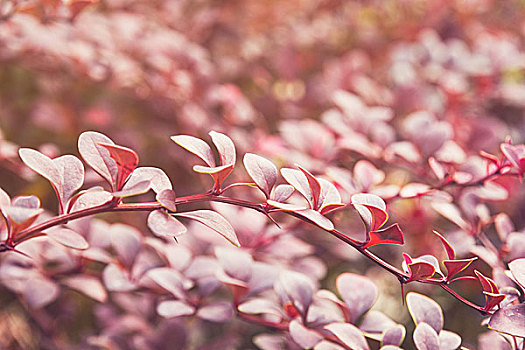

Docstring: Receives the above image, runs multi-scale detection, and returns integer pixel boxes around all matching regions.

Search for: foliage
[1,0,525,349]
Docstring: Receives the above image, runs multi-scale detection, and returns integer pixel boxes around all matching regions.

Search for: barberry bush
[1,0,525,349]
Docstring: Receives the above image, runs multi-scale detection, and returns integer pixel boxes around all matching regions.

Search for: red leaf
[474,270,498,293]
[193,164,234,188]
[97,143,139,190]
[433,230,455,260]
[483,292,506,311]
[171,134,215,167]
[365,223,404,248]
[443,258,477,281]
[297,165,322,210]
[175,210,239,247]
[408,262,436,281]
[243,153,278,198]
[351,194,388,232]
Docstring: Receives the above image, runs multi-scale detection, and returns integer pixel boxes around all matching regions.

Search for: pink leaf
[53,155,85,209]
[170,134,215,167]
[2,206,43,225]
[111,180,150,197]
[124,167,172,194]
[281,168,313,207]
[318,178,343,214]
[209,131,236,166]
[413,322,440,350]
[243,153,278,198]
[196,301,234,322]
[353,160,385,190]
[271,184,295,202]
[102,263,136,292]
[337,273,378,322]
[489,303,525,338]
[156,189,177,211]
[365,223,404,248]
[147,267,186,299]
[508,259,525,292]
[157,300,195,318]
[46,227,89,250]
[110,224,142,268]
[63,275,107,302]
[175,210,239,247]
[297,165,322,210]
[24,278,59,309]
[147,210,186,237]
[97,143,139,190]
[406,292,444,333]
[279,270,315,316]
[433,230,455,260]
[12,195,40,209]
[78,131,118,189]
[399,183,431,198]
[289,319,323,349]
[324,322,370,350]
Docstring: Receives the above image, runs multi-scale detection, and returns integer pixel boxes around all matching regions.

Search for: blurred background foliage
[1,0,525,348]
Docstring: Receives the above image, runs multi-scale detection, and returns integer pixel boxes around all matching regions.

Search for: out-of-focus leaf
[46,227,89,250]
[156,189,177,211]
[381,325,406,347]
[209,131,236,166]
[215,246,252,282]
[2,206,43,225]
[12,196,40,209]
[324,322,370,350]
[413,322,440,350]
[336,273,377,322]
[147,210,186,237]
[196,301,234,322]
[24,278,59,309]
[431,202,471,231]
[78,131,118,189]
[438,330,462,350]
[501,143,525,172]
[279,270,315,316]
[147,267,186,299]
[365,223,404,248]
[243,153,278,198]
[124,167,172,194]
[110,224,142,268]
[171,135,215,167]
[96,143,138,190]
[488,303,525,337]
[314,340,346,350]
[289,319,323,349]
[508,258,525,292]
[494,213,514,241]
[428,157,446,180]
[406,292,444,333]
[102,263,136,292]
[399,183,431,198]
[444,258,477,281]
[0,188,10,208]
[175,210,239,247]
[237,298,281,316]
[157,300,195,318]
[63,275,107,302]
[353,160,385,190]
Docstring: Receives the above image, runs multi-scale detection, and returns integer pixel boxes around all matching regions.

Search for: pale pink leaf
[171,135,215,167]
[78,131,118,188]
[337,273,377,322]
[147,210,186,237]
[12,195,40,209]
[289,319,323,349]
[406,292,444,333]
[110,224,142,267]
[196,301,234,322]
[123,166,172,194]
[175,210,239,247]
[243,153,278,198]
[111,180,151,197]
[272,184,295,202]
[24,278,59,309]
[63,275,107,302]
[147,267,186,299]
[209,131,236,166]
[281,168,314,207]
[413,322,440,350]
[102,263,136,292]
[53,155,84,207]
[324,322,370,350]
[46,227,89,250]
[156,189,177,211]
[157,300,195,318]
